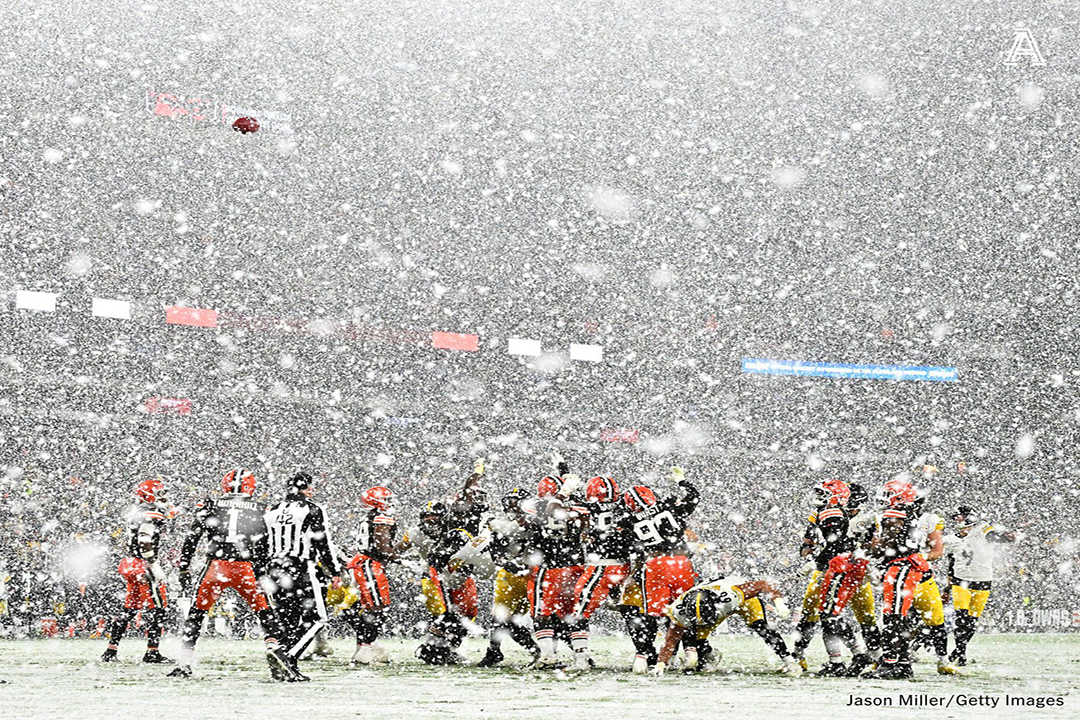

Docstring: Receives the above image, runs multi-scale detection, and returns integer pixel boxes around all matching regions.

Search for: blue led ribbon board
[742,358,958,382]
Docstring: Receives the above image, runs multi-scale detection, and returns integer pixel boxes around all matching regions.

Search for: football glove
[474,457,486,476]
[650,661,667,676]
[558,474,581,498]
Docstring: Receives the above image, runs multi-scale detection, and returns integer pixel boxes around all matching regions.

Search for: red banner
[165,306,218,328]
[144,397,193,416]
[432,331,479,352]
[600,428,639,443]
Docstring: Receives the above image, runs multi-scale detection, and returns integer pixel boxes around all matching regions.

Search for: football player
[477,488,540,667]
[527,468,588,669]
[944,506,1016,666]
[169,469,299,680]
[812,479,875,676]
[907,491,958,675]
[345,485,409,664]
[649,576,801,677]
[415,501,481,665]
[100,477,173,664]
[264,472,343,677]
[569,475,633,670]
[864,477,929,679]
[624,467,699,674]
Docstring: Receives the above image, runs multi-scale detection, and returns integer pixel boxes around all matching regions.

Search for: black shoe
[283,652,310,682]
[142,650,174,664]
[100,649,119,663]
[817,662,847,677]
[167,665,192,678]
[948,651,967,667]
[477,647,504,668]
[266,649,292,682]
[864,662,913,680]
[845,654,872,677]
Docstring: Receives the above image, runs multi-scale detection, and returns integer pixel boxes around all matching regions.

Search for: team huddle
[99,459,1015,681]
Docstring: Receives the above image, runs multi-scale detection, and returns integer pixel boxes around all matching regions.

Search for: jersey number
[633,511,680,547]
[225,508,242,543]
[357,521,371,551]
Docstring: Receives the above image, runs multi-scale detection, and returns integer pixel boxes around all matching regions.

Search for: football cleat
[631,655,650,675]
[780,658,803,677]
[142,650,173,664]
[267,648,292,682]
[476,646,504,668]
[797,657,808,671]
[573,652,592,671]
[937,661,960,675]
[817,661,847,677]
[167,665,192,678]
[864,662,914,680]
[100,649,119,663]
[845,654,873,677]
[535,654,566,670]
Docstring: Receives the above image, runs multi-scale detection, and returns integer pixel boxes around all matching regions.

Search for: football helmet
[537,475,564,498]
[848,482,868,510]
[501,488,531,514]
[586,476,620,504]
[810,478,850,509]
[135,477,166,504]
[952,506,980,527]
[222,468,256,496]
[674,589,721,629]
[624,485,657,513]
[879,477,917,508]
[362,486,394,511]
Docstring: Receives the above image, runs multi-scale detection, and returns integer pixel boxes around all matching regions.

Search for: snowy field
[2,635,1077,719]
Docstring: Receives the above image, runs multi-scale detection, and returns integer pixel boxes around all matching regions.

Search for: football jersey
[527,496,586,567]
[124,503,167,561]
[179,494,268,569]
[666,577,746,630]
[877,504,920,562]
[357,507,397,562]
[911,512,945,555]
[812,506,854,570]
[582,501,632,564]
[944,521,998,582]
[626,483,700,558]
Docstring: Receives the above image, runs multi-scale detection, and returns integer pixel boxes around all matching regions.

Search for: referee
[264,472,343,678]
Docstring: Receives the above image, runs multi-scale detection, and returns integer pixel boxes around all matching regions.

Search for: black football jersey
[125,504,167,560]
[357,507,397,562]
[626,482,700,557]
[813,507,855,570]
[179,495,268,568]
[527,496,586,567]
[582,501,632,564]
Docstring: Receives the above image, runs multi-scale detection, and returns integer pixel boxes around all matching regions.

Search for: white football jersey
[944,521,998,582]
[911,512,944,555]
[666,577,745,629]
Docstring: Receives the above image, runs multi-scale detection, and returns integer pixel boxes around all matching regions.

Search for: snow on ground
[1,635,1077,719]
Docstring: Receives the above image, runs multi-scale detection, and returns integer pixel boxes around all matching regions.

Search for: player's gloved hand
[474,458,486,476]
[552,452,569,476]
[798,560,817,576]
[650,661,667,676]
[558,474,581,498]
[670,467,686,483]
